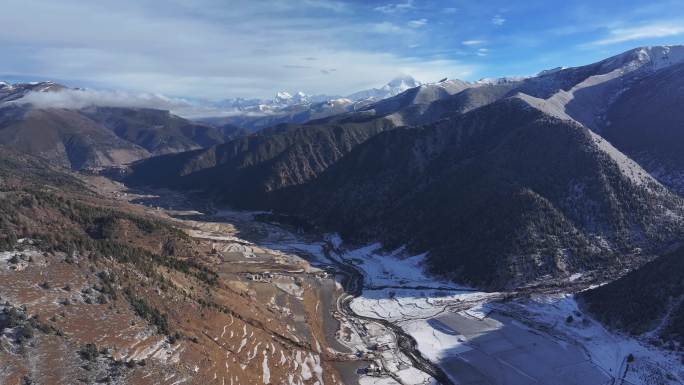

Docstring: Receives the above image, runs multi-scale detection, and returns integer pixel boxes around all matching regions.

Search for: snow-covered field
[335,243,460,288]
[511,294,684,385]
[335,243,684,385]
[211,212,683,385]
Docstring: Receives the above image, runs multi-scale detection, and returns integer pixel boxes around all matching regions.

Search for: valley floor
[113,181,684,385]
[4,176,681,385]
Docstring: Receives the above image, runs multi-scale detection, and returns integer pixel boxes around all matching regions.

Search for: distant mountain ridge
[214,74,423,111]
[201,75,426,132]
[0,74,429,170]
[0,80,67,103]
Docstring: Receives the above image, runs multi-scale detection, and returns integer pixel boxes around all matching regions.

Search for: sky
[1,0,684,100]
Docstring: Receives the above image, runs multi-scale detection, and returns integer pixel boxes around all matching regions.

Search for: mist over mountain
[0,82,242,170]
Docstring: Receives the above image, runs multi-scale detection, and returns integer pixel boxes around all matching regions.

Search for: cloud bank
[7,89,242,119]
[591,23,684,46]
[0,0,472,100]
[2,0,682,100]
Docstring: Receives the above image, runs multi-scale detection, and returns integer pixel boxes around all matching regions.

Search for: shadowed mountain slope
[275,96,684,288]
[582,246,684,347]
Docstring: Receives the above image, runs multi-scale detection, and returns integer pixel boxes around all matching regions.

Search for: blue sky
[1,0,683,99]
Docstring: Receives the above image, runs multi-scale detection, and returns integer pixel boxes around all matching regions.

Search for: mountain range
[0,46,684,360]
[212,74,422,111]
[0,83,244,170]
[3,46,684,344]
[200,75,424,132]
[0,75,427,170]
[122,45,684,290]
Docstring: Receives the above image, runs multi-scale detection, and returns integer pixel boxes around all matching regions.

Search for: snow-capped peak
[475,76,529,85]
[273,90,313,106]
[384,74,420,91]
[325,98,352,107]
[347,75,423,102]
[602,45,684,73]
[632,45,684,70]
[275,91,293,101]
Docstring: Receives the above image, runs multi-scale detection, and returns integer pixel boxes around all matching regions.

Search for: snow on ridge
[587,130,658,187]
[511,91,661,189]
[511,92,576,122]
[475,76,528,85]
[630,45,684,71]
[599,45,684,74]
[347,74,423,102]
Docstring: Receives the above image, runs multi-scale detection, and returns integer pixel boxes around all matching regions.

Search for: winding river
[319,240,455,385]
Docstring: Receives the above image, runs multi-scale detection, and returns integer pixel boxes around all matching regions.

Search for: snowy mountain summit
[601,45,684,73]
[347,74,422,101]
[273,75,423,107]
[273,90,320,106]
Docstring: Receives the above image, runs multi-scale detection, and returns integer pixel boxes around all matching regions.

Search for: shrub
[79,343,99,362]
[124,288,169,335]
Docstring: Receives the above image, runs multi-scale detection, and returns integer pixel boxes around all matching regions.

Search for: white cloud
[492,15,506,26]
[3,49,477,118]
[407,18,428,28]
[371,22,405,34]
[477,48,489,56]
[374,0,414,14]
[0,0,472,99]
[5,88,237,118]
[589,23,684,45]
[462,40,486,46]
[300,0,348,12]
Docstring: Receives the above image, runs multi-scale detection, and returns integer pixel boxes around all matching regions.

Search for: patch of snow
[336,244,463,289]
[351,288,494,323]
[237,338,247,353]
[476,76,528,85]
[403,319,472,362]
[262,351,270,384]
